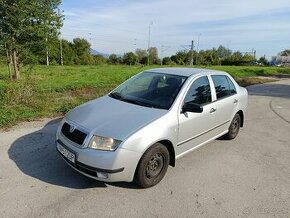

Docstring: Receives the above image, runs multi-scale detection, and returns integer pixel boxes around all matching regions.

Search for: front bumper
[56,138,142,182]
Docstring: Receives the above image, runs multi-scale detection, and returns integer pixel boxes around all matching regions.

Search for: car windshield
[109,72,187,110]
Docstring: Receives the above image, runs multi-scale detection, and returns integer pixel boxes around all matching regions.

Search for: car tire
[135,143,169,188]
[224,113,241,140]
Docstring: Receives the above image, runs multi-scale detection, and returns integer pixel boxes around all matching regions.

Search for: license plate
[57,143,76,164]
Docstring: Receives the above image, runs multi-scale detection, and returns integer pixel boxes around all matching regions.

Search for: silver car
[56,68,248,188]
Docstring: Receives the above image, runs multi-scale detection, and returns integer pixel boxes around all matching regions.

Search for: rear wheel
[135,143,169,188]
[224,113,241,140]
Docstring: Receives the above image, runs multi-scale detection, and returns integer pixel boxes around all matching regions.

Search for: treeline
[124,45,268,66]
[43,39,161,66]
[44,39,265,66]
[15,36,263,66]
[1,33,270,70]
[163,46,261,66]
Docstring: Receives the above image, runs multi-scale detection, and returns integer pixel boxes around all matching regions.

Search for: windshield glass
[109,72,187,110]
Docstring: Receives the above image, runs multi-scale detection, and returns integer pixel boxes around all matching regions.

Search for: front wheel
[224,113,241,140]
[135,143,169,188]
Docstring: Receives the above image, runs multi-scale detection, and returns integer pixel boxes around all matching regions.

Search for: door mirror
[182,102,203,113]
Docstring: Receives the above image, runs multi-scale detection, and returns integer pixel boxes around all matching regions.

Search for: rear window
[211,75,236,100]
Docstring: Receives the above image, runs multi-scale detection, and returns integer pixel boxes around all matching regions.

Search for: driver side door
[177,75,217,156]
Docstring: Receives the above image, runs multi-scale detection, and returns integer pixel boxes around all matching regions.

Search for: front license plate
[57,143,76,164]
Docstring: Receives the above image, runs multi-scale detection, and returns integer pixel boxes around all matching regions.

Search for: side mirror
[182,102,203,113]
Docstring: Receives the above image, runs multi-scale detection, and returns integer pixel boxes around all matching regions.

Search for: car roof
[144,67,227,77]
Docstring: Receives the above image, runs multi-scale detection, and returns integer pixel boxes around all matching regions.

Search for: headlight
[88,135,122,151]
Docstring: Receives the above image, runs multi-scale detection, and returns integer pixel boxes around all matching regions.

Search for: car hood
[66,96,168,140]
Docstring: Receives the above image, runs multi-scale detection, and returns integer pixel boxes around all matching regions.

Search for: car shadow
[247,83,290,99]
[8,118,139,189]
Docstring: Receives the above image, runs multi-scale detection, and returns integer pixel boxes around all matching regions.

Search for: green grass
[0,64,289,128]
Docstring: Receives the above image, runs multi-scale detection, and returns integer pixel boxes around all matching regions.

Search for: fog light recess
[96,172,108,179]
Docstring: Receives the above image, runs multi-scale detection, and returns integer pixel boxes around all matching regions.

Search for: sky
[61,0,290,59]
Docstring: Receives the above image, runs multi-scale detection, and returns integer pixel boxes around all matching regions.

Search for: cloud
[61,0,290,57]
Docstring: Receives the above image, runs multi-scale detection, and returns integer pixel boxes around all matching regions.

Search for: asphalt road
[1,79,290,218]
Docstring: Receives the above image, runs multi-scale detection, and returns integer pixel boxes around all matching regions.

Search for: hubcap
[231,117,239,133]
[145,153,164,179]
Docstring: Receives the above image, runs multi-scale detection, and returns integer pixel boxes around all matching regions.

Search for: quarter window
[184,76,212,105]
[227,77,237,95]
[211,75,236,99]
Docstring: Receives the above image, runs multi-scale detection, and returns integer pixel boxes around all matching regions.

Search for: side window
[226,77,237,95]
[184,76,212,105]
[211,75,236,100]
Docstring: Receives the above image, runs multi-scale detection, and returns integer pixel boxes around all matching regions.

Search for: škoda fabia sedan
[56,68,248,188]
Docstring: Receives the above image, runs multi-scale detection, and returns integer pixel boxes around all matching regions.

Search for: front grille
[61,122,87,145]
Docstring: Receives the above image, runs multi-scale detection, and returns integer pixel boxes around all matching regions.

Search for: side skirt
[175,130,228,160]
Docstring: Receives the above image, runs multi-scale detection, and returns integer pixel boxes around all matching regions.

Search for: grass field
[0,64,289,128]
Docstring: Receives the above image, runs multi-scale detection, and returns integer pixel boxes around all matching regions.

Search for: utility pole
[195,33,201,65]
[147,21,153,65]
[252,48,256,59]
[190,40,194,66]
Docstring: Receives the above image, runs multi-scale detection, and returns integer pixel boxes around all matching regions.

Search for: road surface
[1,79,290,218]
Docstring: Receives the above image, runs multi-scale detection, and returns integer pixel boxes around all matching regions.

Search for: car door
[177,75,217,156]
[210,75,238,134]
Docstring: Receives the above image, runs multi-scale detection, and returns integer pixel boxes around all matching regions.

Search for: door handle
[210,108,216,113]
[234,99,238,104]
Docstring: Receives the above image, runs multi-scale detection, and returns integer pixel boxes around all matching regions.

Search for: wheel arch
[137,139,176,168]
[237,110,244,127]
[158,139,176,167]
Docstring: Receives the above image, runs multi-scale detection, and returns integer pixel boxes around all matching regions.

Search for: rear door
[210,75,238,133]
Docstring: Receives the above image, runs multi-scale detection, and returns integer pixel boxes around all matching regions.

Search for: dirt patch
[236,77,278,87]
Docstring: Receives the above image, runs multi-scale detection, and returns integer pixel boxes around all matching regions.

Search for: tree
[123,52,137,65]
[135,48,147,64]
[216,45,231,59]
[231,51,243,62]
[258,56,269,65]
[186,50,197,65]
[73,38,93,65]
[198,49,220,65]
[148,47,159,64]
[162,57,176,65]
[175,50,187,65]
[108,54,118,64]
[170,55,177,64]
[0,0,63,80]
[242,54,255,64]
[61,39,75,65]
[280,49,290,56]
[93,54,107,65]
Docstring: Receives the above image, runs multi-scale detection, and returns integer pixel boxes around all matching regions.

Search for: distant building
[272,55,290,66]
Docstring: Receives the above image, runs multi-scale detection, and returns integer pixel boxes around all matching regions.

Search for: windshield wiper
[109,92,166,109]
[120,98,153,108]
[109,92,123,100]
